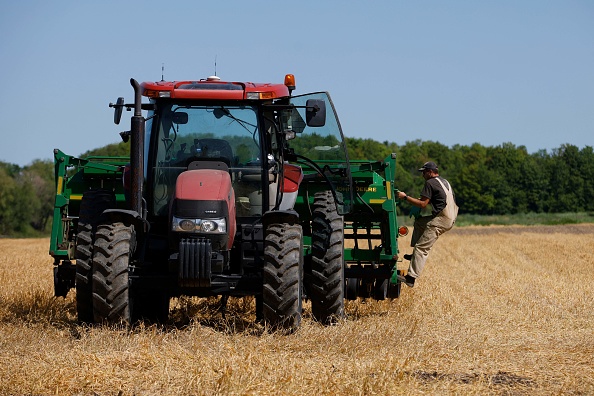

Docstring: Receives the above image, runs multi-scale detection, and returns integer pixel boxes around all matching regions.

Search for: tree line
[1,139,592,236]
[0,143,128,237]
[346,138,594,215]
[0,159,55,236]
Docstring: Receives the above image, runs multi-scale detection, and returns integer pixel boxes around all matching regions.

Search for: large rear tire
[92,222,134,324]
[308,191,345,324]
[74,189,115,323]
[262,223,303,331]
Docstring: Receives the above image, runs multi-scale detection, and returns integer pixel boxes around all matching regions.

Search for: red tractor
[60,74,352,331]
[51,74,405,332]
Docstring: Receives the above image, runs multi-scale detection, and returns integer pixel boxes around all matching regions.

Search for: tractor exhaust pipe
[130,78,145,217]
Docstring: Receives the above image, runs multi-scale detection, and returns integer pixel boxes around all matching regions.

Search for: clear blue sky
[1,0,592,167]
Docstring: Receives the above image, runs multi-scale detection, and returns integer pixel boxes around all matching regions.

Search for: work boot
[403,254,412,261]
[397,274,416,288]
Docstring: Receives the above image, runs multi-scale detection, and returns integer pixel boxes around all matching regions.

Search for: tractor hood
[171,169,236,250]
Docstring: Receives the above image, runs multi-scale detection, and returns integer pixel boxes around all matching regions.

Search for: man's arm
[397,191,431,209]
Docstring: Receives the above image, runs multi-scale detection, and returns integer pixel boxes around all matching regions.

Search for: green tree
[521,150,551,213]
[578,146,594,212]
[80,141,130,158]
[484,143,529,214]
[0,167,17,235]
[345,137,392,160]
[23,159,54,231]
[547,144,583,212]
[448,144,492,214]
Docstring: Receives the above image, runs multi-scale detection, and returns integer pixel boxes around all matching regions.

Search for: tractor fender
[102,209,149,234]
[262,209,300,229]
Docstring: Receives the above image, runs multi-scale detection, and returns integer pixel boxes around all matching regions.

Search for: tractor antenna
[214,55,217,76]
[161,63,165,81]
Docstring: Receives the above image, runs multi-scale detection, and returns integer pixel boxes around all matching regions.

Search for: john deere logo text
[336,186,377,192]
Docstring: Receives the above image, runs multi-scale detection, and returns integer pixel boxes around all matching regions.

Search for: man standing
[396,161,458,287]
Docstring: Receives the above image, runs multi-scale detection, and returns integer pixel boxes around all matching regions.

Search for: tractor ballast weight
[50,74,407,330]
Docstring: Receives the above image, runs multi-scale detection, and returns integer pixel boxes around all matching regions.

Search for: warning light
[284,74,296,92]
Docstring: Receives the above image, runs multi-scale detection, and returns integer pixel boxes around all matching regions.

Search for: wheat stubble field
[1,224,593,395]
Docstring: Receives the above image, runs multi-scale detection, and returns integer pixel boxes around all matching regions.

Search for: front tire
[92,222,134,324]
[308,191,345,324]
[262,223,303,331]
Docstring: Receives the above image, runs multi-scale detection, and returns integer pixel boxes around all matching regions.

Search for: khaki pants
[408,213,455,278]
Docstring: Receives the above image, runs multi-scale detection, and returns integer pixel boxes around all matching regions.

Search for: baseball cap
[418,161,438,171]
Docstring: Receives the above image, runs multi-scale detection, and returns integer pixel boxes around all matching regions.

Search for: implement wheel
[262,223,303,331]
[345,277,358,300]
[308,190,345,324]
[92,222,134,324]
[387,271,403,299]
[74,189,114,323]
[374,278,388,300]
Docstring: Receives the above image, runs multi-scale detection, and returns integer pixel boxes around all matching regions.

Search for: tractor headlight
[179,219,196,231]
[200,220,217,232]
[172,216,227,234]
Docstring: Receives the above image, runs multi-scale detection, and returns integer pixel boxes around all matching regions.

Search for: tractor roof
[141,74,295,101]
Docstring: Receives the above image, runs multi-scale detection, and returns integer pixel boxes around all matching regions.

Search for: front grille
[179,238,212,288]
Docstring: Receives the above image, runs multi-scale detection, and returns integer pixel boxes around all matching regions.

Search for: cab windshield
[150,104,261,216]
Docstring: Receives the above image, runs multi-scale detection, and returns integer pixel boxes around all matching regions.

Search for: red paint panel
[141,80,289,100]
[282,164,303,193]
[172,90,245,100]
[175,170,232,201]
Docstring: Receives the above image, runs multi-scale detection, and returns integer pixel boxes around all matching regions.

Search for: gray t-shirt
[420,176,455,216]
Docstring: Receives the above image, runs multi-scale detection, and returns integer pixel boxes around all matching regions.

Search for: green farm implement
[50,74,407,330]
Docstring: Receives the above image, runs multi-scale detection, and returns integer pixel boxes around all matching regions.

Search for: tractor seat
[192,139,233,164]
[184,138,234,169]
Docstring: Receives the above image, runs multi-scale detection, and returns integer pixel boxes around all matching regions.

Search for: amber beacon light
[284,74,296,92]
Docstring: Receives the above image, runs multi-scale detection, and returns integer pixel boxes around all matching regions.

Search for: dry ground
[1,224,593,395]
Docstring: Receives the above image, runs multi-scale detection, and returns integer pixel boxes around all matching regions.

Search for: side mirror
[111,97,125,125]
[172,112,188,124]
[306,99,326,127]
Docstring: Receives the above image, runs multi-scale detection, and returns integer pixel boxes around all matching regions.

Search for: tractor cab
[131,76,353,230]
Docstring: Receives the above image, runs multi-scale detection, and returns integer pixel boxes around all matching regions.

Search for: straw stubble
[1,225,592,394]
